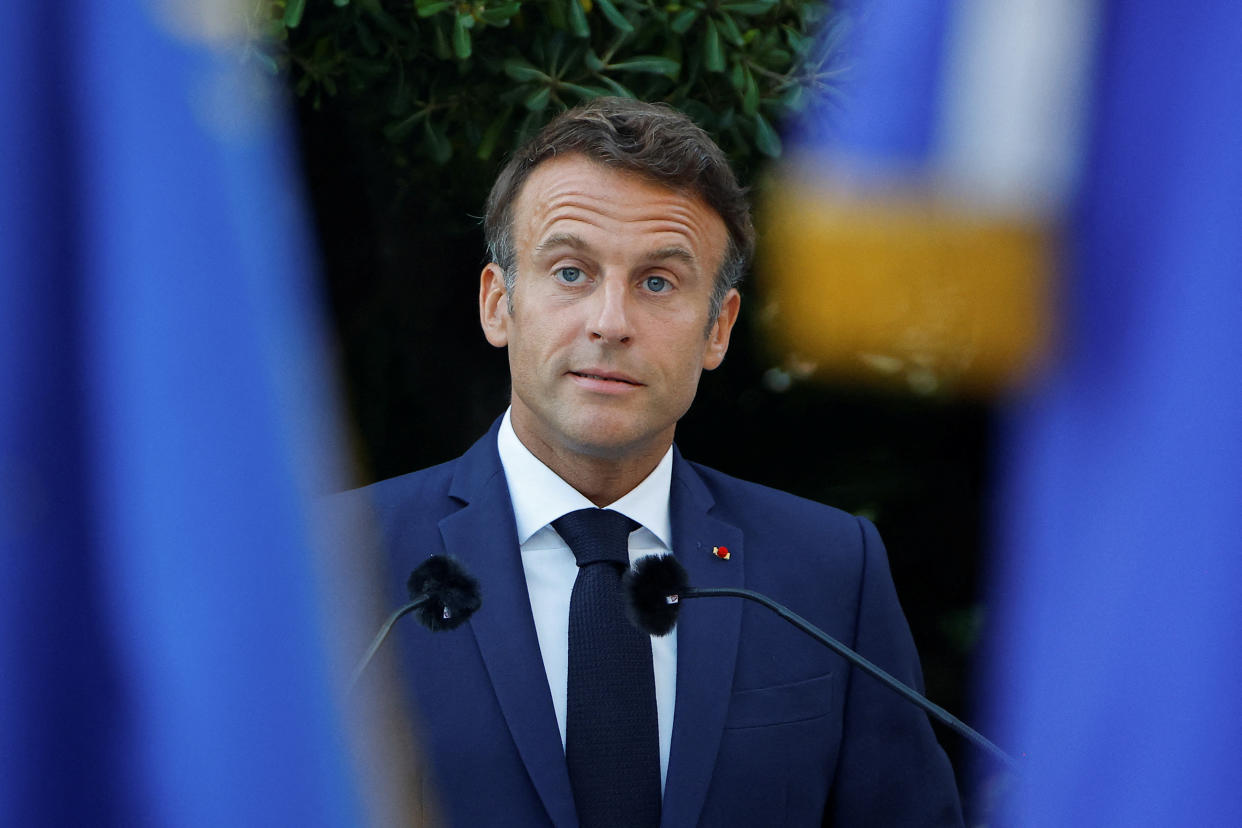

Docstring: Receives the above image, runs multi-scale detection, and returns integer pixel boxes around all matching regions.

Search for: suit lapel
[439,426,578,828]
[660,452,744,828]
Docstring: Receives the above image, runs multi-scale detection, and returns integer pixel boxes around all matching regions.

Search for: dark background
[295,97,997,818]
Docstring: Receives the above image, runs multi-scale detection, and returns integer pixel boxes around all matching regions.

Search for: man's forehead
[512,154,727,257]
[520,152,683,195]
[535,231,695,258]
[516,154,712,215]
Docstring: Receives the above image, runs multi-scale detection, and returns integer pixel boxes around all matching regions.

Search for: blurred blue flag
[782,0,1242,823]
[989,3,1242,824]
[1,2,364,825]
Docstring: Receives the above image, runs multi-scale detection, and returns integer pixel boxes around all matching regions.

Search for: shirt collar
[497,408,673,547]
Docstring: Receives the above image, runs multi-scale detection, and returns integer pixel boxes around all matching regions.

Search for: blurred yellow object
[757,175,1056,394]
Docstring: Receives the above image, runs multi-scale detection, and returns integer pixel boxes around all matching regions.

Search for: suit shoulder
[330,458,461,531]
[353,457,458,499]
[685,460,864,532]
[679,459,883,592]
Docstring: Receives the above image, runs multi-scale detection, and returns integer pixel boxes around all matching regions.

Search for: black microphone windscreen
[406,555,482,631]
[623,554,688,636]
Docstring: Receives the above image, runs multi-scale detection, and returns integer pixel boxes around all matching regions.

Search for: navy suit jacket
[346,419,963,826]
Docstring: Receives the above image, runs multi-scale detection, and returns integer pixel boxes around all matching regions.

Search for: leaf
[741,67,759,115]
[594,0,635,33]
[423,118,453,164]
[362,3,407,37]
[524,84,552,112]
[432,19,452,59]
[284,0,307,28]
[479,2,522,25]
[719,0,777,15]
[546,0,567,29]
[781,84,807,114]
[607,55,679,78]
[559,81,612,99]
[334,0,351,7]
[702,18,725,73]
[567,0,590,38]
[476,106,513,159]
[385,109,426,142]
[670,8,699,34]
[716,12,745,47]
[784,26,810,58]
[545,30,567,72]
[758,47,791,70]
[679,99,714,126]
[584,48,604,71]
[753,112,782,157]
[503,58,549,83]
[415,1,452,16]
[756,27,779,51]
[453,13,473,59]
[252,50,280,76]
[497,84,532,106]
[594,74,634,98]
[516,108,544,145]
[387,80,412,116]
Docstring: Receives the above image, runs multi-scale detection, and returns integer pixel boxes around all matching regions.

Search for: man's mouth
[570,371,641,386]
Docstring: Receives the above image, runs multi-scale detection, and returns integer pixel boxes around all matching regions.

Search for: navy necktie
[553,508,661,828]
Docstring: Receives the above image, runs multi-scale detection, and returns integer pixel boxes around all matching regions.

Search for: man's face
[480,154,740,468]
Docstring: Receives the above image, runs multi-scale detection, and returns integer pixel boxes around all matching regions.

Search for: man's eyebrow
[647,246,697,265]
[533,233,588,255]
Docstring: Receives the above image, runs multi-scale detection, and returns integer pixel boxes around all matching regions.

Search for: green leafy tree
[258,0,842,171]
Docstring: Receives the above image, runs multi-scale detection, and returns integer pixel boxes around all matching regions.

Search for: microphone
[623,554,1017,770]
[348,555,482,691]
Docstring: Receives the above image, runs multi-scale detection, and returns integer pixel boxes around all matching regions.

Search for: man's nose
[587,277,632,344]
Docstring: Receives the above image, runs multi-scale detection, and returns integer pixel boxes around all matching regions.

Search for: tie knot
[553,508,640,567]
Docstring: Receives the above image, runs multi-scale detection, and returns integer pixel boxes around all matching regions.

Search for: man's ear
[703,288,741,371]
[479,263,510,347]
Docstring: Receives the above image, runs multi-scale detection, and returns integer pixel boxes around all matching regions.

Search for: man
[347,98,963,826]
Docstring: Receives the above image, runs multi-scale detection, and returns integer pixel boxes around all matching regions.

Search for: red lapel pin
[712,545,730,560]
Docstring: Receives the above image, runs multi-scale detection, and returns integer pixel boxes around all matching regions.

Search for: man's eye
[556,267,583,283]
[644,276,669,293]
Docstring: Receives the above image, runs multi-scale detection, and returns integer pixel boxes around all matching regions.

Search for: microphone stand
[348,596,429,692]
[680,586,1019,771]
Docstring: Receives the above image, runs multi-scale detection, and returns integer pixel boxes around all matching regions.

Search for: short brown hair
[483,97,754,321]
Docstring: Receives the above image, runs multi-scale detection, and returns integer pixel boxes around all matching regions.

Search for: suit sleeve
[823,517,964,827]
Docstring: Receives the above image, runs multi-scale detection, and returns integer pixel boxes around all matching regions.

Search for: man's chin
[510,399,678,465]
[560,420,675,464]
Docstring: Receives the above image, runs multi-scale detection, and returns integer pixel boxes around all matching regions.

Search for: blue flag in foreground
[766,0,1242,822]
[989,4,1242,824]
[1,2,363,825]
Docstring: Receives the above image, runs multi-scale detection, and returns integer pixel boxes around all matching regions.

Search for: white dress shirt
[496,408,678,790]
